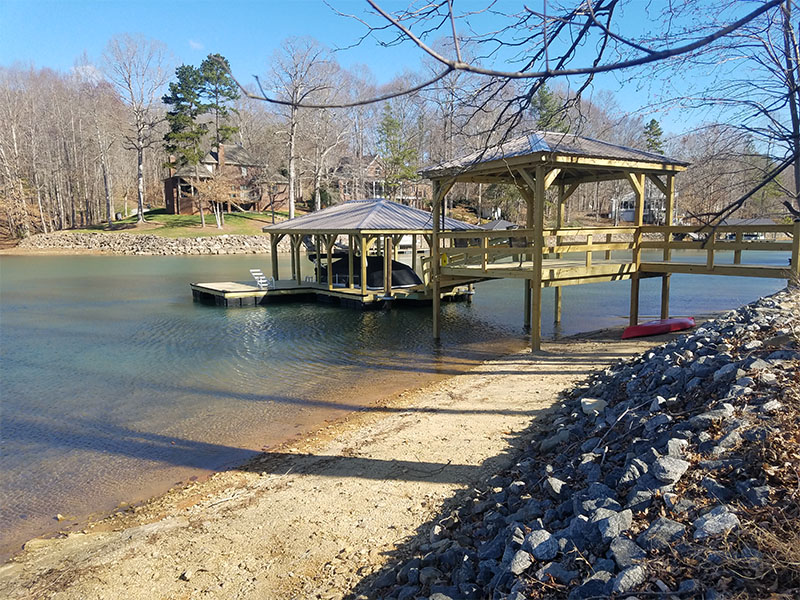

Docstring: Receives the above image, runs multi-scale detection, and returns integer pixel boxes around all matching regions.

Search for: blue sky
[0,0,724,135]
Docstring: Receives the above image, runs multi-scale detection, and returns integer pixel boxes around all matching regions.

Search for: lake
[0,250,788,557]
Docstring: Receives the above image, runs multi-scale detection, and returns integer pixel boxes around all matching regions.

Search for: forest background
[0,0,797,239]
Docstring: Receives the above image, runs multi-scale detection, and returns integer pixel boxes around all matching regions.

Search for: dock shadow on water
[0,254,784,559]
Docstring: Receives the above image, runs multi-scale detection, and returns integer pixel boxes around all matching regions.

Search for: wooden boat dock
[190,276,482,309]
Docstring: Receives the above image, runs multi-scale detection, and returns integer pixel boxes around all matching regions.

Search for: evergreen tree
[200,54,240,148]
[644,119,665,154]
[376,104,418,201]
[163,64,209,225]
[531,85,568,132]
[163,64,208,170]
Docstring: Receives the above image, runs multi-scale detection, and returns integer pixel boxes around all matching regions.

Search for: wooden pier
[423,131,800,351]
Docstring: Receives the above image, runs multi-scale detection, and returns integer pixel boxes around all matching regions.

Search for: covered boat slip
[424,131,800,351]
[191,198,486,308]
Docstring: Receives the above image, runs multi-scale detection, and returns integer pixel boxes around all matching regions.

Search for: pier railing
[436,223,799,281]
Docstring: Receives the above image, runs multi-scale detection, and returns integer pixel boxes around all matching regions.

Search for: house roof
[203,144,258,167]
[420,131,689,180]
[720,217,776,227]
[480,218,517,230]
[263,198,479,234]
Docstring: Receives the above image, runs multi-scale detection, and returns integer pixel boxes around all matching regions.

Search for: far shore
[0,324,695,599]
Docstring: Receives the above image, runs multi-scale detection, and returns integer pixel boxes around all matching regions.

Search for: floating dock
[190,279,477,309]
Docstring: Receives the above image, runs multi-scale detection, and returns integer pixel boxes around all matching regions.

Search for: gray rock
[609,536,646,569]
[701,476,735,503]
[373,569,397,588]
[541,429,570,452]
[713,362,743,382]
[419,566,443,585]
[544,476,568,500]
[693,505,740,540]
[595,509,633,542]
[677,579,700,595]
[611,565,647,594]
[636,517,685,551]
[581,397,607,416]
[567,572,613,600]
[535,561,579,584]
[736,480,771,507]
[761,399,782,413]
[523,529,558,561]
[652,456,690,484]
[689,404,735,430]
[508,550,533,575]
[666,438,689,457]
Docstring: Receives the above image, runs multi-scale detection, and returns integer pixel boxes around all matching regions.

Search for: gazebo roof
[421,131,688,184]
[263,198,479,235]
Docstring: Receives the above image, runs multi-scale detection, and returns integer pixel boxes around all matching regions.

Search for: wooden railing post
[605,233,612,261]
[585,234,593,268]
[706,232,715,270]
[481,235,488,272]
[734,231,743,265]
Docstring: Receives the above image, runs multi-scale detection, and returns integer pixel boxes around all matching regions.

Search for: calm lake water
[0,251,788,556]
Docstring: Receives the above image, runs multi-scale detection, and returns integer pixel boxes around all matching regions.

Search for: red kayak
[622,317,696,339]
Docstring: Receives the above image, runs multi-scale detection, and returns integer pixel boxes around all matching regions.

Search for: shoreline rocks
[14,231,292,256]
[369,286,800,599]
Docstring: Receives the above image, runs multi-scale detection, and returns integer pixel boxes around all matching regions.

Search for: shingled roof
[263,198,478,234]
[421,131,688,179]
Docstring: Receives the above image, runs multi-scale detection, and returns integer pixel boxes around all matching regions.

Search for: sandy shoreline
[0,327,674,599]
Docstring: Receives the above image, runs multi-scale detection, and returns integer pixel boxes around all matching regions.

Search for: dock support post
[315,235,322,284]
[431,180,454,341]
[384,235,393,298]
[530,165,546,351]
[627,172,645,326]
[517,167,549,351]
[660,174,675,319]
[360,235,368,296]
[524,283,531,329]
[326,235,334,291]
[294,235,302,285]
[411,234,417,274]
[270,234,280,280]
[290,235,297,281]
[348,235,355,289]
[432,181,442,340]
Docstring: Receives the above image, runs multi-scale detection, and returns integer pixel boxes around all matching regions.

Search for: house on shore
[334,154,431,207]
[163,144,288,215]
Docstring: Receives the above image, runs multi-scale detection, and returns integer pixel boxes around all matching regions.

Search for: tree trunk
[782,0,800,215]
[136,145,145,223]
[288,106,298,219]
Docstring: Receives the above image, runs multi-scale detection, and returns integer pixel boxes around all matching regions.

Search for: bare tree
[267,37,334,218]
[103,34,170,223]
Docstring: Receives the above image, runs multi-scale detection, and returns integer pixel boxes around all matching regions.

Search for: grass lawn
[73,209,293,238]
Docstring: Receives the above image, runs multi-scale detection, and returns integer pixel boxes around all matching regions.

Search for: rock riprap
[371,287,800,600]
[16,231,292,255]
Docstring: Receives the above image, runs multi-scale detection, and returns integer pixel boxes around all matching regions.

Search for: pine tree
[200,54,240,149]
[376,104,418,201]
[644,119,665,154]
[531,85,568,132]
[163,64,208,169]
[163,64,209,225]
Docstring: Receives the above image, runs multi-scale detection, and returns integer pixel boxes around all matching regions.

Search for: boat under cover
[317,256,423,289]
